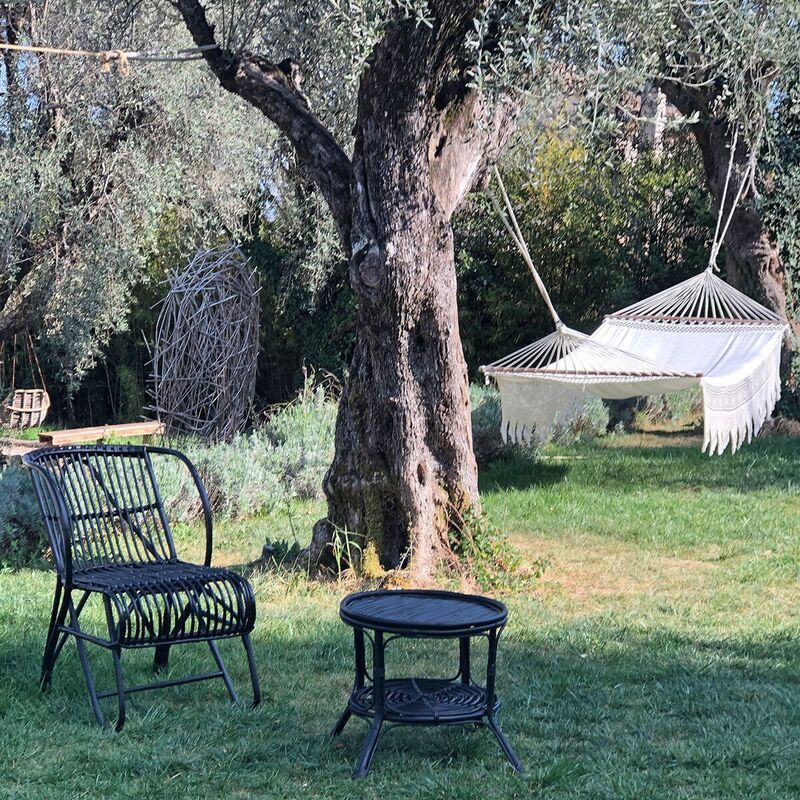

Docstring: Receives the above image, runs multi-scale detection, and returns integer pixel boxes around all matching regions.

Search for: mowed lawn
[2,433,800,799]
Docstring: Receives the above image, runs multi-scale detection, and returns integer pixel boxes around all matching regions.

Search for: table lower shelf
[348,677,500,724]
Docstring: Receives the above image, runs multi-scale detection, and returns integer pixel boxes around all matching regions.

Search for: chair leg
[153,644,170,672]
[100,597,128,732]
[49,592,90,677]
[110,647,127,732]
[153,600,191,672]
[41,581,62,674]
[208,640,240,705]
[69,598,106,728]
[41,584,67,691]
[242,634,261,708]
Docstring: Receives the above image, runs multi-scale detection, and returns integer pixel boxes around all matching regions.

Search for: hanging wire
[0,42,219,74]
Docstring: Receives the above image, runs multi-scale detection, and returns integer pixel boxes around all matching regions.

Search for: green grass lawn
[2,433,800,798]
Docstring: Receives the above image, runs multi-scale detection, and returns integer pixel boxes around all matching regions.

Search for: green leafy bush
[760,97,800,418]
[0,465,47,568]
[260,375,340,499]
[641,388,703,427]
[472,382,610,451]
[446,506,545,592]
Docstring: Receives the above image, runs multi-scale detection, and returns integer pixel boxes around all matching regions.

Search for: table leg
[331,707,352,737]
[353,629,384,778]
[332,627,366,737]
[354,626,366,688]
[459,636,471,684]
[485,628,498,712]
[486,714,525,773]
[484,626,524,772]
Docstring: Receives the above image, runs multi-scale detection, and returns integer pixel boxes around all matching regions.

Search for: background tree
[0,0,265,399]
[586,1,800,332]
[5,0,800,579]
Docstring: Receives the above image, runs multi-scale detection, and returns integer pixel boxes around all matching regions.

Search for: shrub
[470,383,539,465]
[445,506,545,592]
[0,464,47,568]
[550,397,610,444]
[260,375,339,500]
[473,382,611,451]
[154,375,338,522]
[641,388,703,427]
[154,434,286,521]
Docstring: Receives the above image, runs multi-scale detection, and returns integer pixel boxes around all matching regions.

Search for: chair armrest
[145,446,214,566]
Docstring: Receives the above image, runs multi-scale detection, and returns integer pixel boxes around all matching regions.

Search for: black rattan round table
[332,589,523,778]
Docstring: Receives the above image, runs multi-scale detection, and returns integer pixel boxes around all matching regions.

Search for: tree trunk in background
[660,86,795,334]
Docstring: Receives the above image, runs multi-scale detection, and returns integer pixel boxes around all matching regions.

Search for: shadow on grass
[479,459,570,492]
[3,611,800,798]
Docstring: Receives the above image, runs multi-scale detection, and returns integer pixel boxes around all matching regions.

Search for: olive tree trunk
[319,50,475,577]
[175,0,518,580]
[321,196,476,577]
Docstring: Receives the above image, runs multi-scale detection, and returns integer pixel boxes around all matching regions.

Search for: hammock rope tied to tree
[481,157,789,456]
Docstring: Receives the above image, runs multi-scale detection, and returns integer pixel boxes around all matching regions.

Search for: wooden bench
[38,421,165,447]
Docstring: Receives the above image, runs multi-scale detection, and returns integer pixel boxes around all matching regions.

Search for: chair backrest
[23,445,178,574]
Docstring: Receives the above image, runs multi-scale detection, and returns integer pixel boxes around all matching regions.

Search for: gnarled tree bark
[175,0,519,580]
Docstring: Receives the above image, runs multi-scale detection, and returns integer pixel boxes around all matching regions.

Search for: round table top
[340,589,507,636]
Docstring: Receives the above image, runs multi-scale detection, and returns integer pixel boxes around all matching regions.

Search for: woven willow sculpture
[151,245,259,442]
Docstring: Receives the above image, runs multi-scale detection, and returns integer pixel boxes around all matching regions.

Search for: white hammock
[482,164,789,455]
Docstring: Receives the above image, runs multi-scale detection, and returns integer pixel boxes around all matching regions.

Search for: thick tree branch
[172,0,353,252]
[429,88,521,218]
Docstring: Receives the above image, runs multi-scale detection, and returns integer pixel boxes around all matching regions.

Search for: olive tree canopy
[0,0,267,390]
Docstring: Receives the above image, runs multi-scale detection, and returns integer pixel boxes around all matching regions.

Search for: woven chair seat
[73,560,256,647]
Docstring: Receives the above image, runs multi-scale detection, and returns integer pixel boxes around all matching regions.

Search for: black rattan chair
[23,444,260,730]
